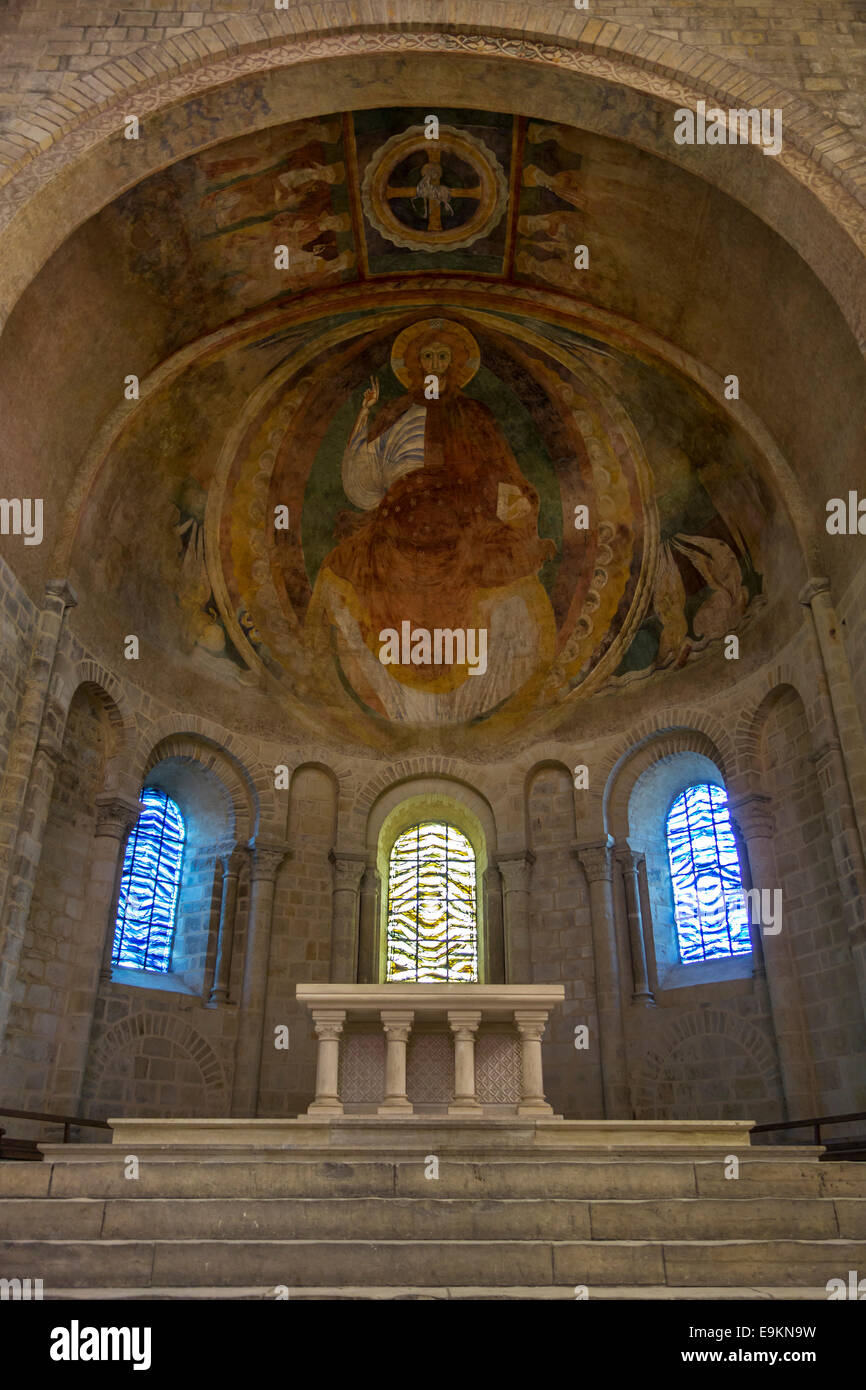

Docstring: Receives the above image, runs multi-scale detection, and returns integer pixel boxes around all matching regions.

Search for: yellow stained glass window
[386,822,478,982]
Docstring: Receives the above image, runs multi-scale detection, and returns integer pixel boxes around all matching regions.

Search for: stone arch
[1,9,863,334]
[288,762,340,846]
[135,715,272,836]
[634,1008,780,1120]
[525,759,576,851]
[600,710,736,837]
[352,755,497,833]
[70,662,138,799]
[83,1009,228,1118]
[141,733,258,847]
[363,773,500,984]
[605,728,732,843]
[735,670,825,793]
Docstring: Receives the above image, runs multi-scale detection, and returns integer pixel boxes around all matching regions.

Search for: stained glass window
[111,787,185,973]
[666,783,750,964]
[386,822,478,982]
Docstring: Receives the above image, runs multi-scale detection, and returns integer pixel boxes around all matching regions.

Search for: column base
[448,1100,483,1114]
[518,1100,553,1116]
[307,1099,344,1115]
[377,1099,414,1115]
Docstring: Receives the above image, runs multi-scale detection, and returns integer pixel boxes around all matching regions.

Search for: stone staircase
[2,1128,866,1299]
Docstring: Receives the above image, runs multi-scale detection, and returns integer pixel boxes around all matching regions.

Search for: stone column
[575,840,630,1117]
[800,578,866,856]
[0,579,76,1045]
[483,865,506,984]
[800,579,866,1025]
[307,1009,345,1114]
[614,846,655,1006]
[357,863,380,983]
[448,1010,482,1113]
[731,795,818,1116]
[209,847,246,1005]
[328,850,366,982]
[50,792,142,1114]
[515,1011,553,1115]
[731,817,766,979]
[378,1009,414,1114]
[230,841,289,1117]
[498,851,534,983]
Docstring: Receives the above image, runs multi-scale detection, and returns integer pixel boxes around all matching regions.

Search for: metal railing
[751,1110,866,1152]
[0,1106,111,1159]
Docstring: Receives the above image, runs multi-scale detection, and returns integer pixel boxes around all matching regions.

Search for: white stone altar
[296,984,565,1117]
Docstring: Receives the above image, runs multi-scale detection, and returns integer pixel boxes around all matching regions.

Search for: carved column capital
[380,1009,414,1045]
[514,1010,548,1043]
[329,849,367,891]
[219,846,248,878]
[311,1009,346,1043]
[575,838,613,883]
[497,851,535,893]
[614,844,645,876]
[448,1010,482,1039]
[731,794,775,841]
[249,840,289,882]
[94,793,144,841]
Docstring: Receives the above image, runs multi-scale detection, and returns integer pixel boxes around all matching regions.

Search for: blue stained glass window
[386,822,478,983]
[112,787,185,973]
[666,783,750,964]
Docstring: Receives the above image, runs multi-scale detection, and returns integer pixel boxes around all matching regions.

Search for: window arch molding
[110,754,239,997]
[364,780,500,984]
[624,749,753,990]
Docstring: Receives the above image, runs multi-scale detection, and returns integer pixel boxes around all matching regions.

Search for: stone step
[2,1194,863,1240]
[2,1237,865,1288]
[32,1285,840,1301]
[5,1156,862,1201]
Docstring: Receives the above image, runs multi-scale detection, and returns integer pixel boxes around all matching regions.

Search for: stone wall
[0,0,863,173]
[0,554,35,789]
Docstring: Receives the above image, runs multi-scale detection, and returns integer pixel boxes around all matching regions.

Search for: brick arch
[141,732,259,846]
[735,667,824,792]
[135,713,277,832]
[273,750,355,839]
[524,758,577,849]
[352,755,497,829]
[597,709,736,833]
[59,660,138,791]
[634,1008,780,1120]
[83,1010,228,1117]
[0,8,863,352]
[604,729,731,842]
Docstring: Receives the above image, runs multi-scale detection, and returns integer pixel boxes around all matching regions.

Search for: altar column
[378,1009,414,1114]
[515,1011,553,1115]
[308,1009,346,1114]
[448,1010,482,1112]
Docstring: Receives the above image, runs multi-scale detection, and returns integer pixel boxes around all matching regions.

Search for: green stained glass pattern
[386,822,478,983]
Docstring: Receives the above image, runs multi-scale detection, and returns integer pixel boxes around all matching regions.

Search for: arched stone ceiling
[10,105,816,755]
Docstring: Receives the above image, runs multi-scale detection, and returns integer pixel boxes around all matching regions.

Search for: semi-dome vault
[52,108,789,752]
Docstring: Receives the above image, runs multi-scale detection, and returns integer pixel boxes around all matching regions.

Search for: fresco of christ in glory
[306,318,557,725]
